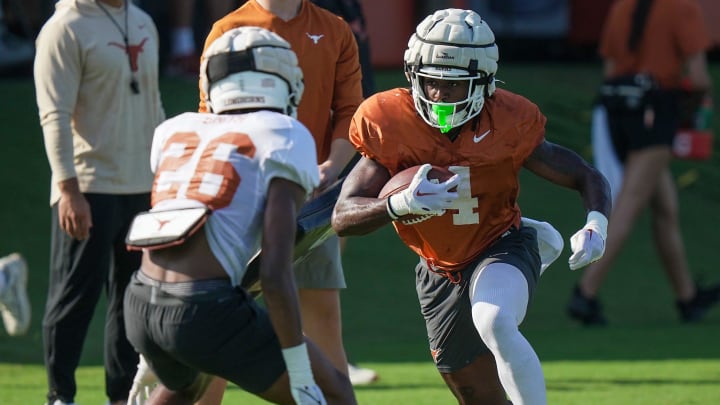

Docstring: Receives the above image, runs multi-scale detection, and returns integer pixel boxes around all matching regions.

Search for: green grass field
[1,64,720,404]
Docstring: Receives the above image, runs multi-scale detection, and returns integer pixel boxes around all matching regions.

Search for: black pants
[43,193,150,403]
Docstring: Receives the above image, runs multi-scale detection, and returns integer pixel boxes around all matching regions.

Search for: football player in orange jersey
[332,9,612,405]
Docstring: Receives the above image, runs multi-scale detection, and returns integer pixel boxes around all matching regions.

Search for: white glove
[290,383,326,405]
[128,354,158,405]
[568,211,608,270]
[282,343,327,405]
[388,164,459,219]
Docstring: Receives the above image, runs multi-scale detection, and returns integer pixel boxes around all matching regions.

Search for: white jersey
[150,110,319,285]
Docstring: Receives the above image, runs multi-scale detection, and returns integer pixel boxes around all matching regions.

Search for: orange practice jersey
[600,0,711,89]
[350,88,546,271]
[199,0,364,163]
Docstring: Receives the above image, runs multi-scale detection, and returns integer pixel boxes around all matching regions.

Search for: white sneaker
[348,363,379,386]
[0,253,31,336]
[45,400,77,405]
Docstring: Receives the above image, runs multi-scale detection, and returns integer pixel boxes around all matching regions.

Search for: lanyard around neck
[95,0,140,94]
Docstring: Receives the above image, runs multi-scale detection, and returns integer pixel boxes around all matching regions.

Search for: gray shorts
[293,234,346,289]
[415,226,541,373]
[123,272,285,393]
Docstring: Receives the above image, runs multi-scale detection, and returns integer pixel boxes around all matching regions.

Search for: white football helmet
[200,26,304,116]
[404,9,499,132]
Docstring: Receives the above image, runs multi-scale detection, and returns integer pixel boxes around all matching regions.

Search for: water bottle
[694,95,713,130]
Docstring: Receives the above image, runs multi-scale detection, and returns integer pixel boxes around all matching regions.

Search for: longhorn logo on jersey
[108,37,149,71]
[306,33,324,44]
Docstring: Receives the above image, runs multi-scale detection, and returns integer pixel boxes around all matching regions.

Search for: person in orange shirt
[332,8,611,405]
[196,0,363,403]
[310,0,379,385]
[568,0,719,325]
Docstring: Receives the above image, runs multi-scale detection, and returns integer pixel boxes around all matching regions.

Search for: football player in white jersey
[122,26,356,405]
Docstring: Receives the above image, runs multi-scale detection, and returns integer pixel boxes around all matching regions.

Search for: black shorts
[415,226,541,373]
[123,271,286,393]
[605,89,679,162]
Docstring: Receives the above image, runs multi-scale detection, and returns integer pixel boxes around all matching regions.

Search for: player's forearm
[579,168,612,218]
[260,180,306,347]
[332,196,391,236]
[260,270,305,348]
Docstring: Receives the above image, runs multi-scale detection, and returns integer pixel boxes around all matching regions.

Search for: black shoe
[677,283,720,322]
[567,285,607,326]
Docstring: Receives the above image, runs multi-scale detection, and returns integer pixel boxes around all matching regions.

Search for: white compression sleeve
[469,263,547,405]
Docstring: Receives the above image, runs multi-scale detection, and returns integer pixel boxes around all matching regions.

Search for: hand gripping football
[378,165,455,225]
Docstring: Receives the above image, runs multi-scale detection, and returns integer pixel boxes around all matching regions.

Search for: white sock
[0,270,6,293]
[171,27,195,56]
[469,263,547,405]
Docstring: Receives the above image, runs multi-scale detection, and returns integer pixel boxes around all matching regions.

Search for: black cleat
[567,284,607,326]
[677,283,720,322]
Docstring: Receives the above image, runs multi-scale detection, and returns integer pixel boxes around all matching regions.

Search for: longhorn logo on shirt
[155,218,173,231]
[108,37,149,72]
[306,33,324,44]
[430,347,442,363]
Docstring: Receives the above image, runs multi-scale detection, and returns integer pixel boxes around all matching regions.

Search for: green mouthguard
[432,104,454,133]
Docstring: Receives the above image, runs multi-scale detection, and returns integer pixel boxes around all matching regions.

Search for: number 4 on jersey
[448,166,479,225]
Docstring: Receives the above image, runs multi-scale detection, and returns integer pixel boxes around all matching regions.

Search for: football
[378,165,455,225]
